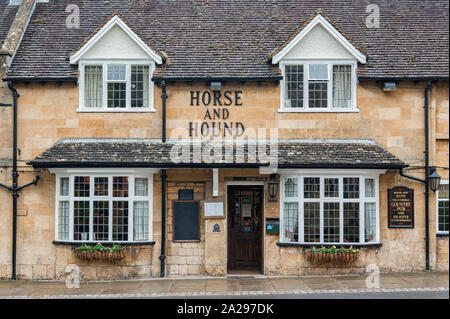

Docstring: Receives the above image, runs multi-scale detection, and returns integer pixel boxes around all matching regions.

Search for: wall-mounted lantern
[429,167,442,192]
[268,174,279,202]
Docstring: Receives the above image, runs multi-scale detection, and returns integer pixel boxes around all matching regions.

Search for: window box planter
[74,243,126,262]
[305,246,360,264]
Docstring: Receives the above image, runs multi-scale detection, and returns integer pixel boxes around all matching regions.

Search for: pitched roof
[0,0,18,47]
[29,139,405,169]
[7,0,449,81]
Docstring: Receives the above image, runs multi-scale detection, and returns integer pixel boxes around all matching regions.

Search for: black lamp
[268,174,279,202]
[428,167,442,192]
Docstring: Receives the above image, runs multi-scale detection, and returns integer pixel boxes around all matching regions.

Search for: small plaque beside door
[204,202,224,218]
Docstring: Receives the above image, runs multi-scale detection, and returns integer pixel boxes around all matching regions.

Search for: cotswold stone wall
[0,80,448,279]
[166,180,206,276]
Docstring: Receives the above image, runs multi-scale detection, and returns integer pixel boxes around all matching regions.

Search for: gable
[283,24,355,60]
[81,25,150,60]
[70,13,163,65]
[271,13,366,64]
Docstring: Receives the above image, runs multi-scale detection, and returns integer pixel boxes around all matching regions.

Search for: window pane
[365,179,376,198]
[134,201,149,241]
[284,178,298,198]
[107,83,126,108]
[60,177,69,196]
[324,178,339,197]
[309,64,328,80]
[438,201,449,232]
[282,202,298,242]
[365,202,376,242]
[107,64,126,81]
[324,202,340,242]
[58,201,69,240]
[84,65,103,108]
[285,65,304,108]
[439,184,449,199]
[74,201,90,241]
[113,201,129,241]
[131,65,149,108]
[332,65,352,108]
[304,177,320,199]
[135,178,148,196]
[344,202,360,243]
[344,178,360,199]
[93,201,109,241]
[113,176,129,197]
[74,176,90,197]
[308,81,328,108]
[304,202,320,243]
[94,177,108,196]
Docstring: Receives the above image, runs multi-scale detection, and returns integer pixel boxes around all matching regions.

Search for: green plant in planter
[75,243,126,261]
[111,244,123,253]
[94,243,106,251]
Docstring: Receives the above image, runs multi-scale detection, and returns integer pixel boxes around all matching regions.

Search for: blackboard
[173,201,200,241]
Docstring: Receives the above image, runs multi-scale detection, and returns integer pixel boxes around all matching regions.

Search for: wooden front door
[227,186,263,271]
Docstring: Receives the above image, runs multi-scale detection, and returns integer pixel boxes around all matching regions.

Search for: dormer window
[283,62,355,111]
[81,62,152,110]
[271,13,366,113]
[70,14,163,113]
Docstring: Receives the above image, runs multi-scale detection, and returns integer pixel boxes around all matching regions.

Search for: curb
[2,287,448,299]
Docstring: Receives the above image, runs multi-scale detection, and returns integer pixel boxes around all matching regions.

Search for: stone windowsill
[52,240,156,246]
[436,233,449,238]
[276,242,383,248]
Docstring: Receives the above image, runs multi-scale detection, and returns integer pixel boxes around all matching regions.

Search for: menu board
[388,186,414,228]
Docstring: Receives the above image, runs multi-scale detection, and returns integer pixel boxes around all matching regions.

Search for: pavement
[0,271,448,299]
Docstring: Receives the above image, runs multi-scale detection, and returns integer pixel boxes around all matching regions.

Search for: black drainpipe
[399,80,432,271]
[0,81,39,280]
[424,80,432,271]
[159,80,167,277]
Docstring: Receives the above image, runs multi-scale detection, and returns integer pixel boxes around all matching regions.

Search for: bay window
[281,62,356,112]
[80,61,154,111]
[280,173,380,244]
[55,172,154,242]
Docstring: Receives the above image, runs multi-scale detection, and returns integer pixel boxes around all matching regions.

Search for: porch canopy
[29,138,406,170]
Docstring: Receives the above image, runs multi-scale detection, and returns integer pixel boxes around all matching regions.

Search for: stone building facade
[0,0,448,280]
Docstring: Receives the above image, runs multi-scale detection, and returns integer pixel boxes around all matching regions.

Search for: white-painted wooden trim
[272,14,366,64]
[51,169,158,243]
[279,60,359,112]
[212,169,219,197]
[436,179,449,235]
[279,171,383,245]
[70,15,163,64]
[78,60,156,111]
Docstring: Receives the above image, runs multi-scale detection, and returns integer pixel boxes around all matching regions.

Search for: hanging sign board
[388,186,414,228]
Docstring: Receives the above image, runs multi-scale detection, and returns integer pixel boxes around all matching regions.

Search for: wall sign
[204,202,224,218]
[388,186,414,228]
[188,90,245,137]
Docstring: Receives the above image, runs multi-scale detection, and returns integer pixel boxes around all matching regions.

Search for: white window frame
[436,179,449,235]
[279,169,382,245]
[279,60,358,113]
[52,168,157,243]
[78,59,156,112]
